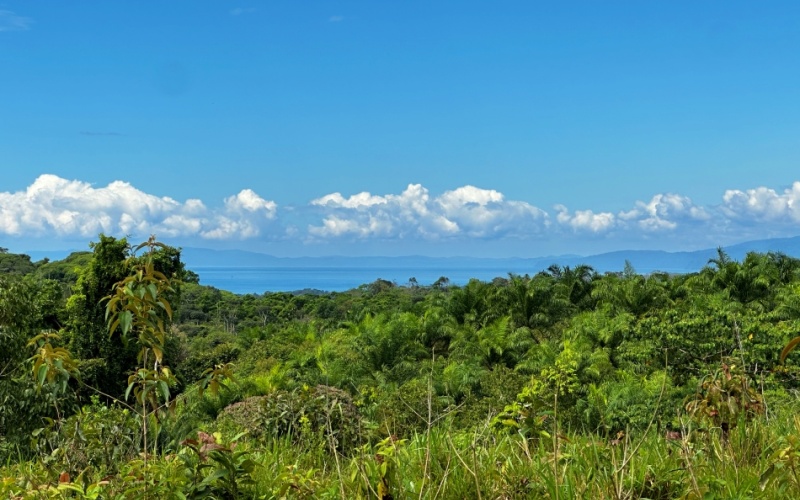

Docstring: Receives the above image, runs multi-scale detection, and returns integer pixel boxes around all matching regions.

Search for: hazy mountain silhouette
[179,235,800,275]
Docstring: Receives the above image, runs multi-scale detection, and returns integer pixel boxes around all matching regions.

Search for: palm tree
[547,264,597,310]
[767,251,800,285]
[502,273,571,336]
[704,250,776,307]
[446,279,495,328]
[592,262,669,317]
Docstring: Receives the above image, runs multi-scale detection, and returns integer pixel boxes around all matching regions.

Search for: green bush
[372,378,456,438]
[579,371,675,435]
[32,399,140,477]
[217,385,364,453]
[453,365,527,428]
[177,340,241,386]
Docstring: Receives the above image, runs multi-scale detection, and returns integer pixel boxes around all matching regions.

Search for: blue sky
[2,1,800,257]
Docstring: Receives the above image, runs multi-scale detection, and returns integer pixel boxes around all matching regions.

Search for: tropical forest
[4,235,800,499]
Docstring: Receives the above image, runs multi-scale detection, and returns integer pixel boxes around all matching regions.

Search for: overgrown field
[3,237,800,498]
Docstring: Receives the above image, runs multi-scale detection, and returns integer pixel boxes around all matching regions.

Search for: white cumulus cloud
[617,193,710,231]
[201,189,277,240]
[721,182,800,223]
[224,189,277,216]
[7,174,800,252]
[309,184,548,239]
[0,174,279,241]
[555,205,616,233]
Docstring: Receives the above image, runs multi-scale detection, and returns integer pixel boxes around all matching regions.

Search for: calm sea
[193,266,523,294]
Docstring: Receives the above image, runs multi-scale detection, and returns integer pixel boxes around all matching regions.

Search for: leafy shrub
[579,370,674,435]
[177,341,241,386]
[194,379,252,421]
[217,385,363,453]
[32,399,140,477]
[685,360,764,437]
[372,377,456,438]
[491,379,552,442]
[180,431,256,498]
[493,341,583,440]
[453,365,527,428]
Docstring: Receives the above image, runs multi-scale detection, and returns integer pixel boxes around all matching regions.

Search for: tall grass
[5,403,800,498]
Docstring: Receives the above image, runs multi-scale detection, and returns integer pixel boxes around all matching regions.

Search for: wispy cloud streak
[0,10,32,32]
[80,131,123,137]
[230,7,257,16]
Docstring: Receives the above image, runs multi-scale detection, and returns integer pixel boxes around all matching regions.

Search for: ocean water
[193,266,524,294]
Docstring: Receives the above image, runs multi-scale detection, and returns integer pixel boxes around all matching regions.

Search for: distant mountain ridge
[180,235,800,275]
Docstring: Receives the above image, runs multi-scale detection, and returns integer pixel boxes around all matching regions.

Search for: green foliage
[592,262,670,317]
[0,276,76,456]
[370,375,456,437]
[0,251,37,275]
[685,360,765,436]
[9,240,800,496]
[32,398,140,477]
[178,338,241,385]
[64,234,188,400]
[492,382,552,442]
[580,370,672,435]
[63,235,137,398]
[350,435,408,500]
[180,431,256,498]
[492,341,582,441]
[35,251,92,285]
[470,367,527,418]
[217,385,364,453]
[28,331,79,395]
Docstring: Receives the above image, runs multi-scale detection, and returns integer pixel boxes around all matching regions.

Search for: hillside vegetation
[3,236,800,498]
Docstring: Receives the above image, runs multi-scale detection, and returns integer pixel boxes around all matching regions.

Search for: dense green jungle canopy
[3,236,800,498]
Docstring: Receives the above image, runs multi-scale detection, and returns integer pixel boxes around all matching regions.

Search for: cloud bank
[0,174,277,241]
[2,174,800,251]
[309,184,547,239]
